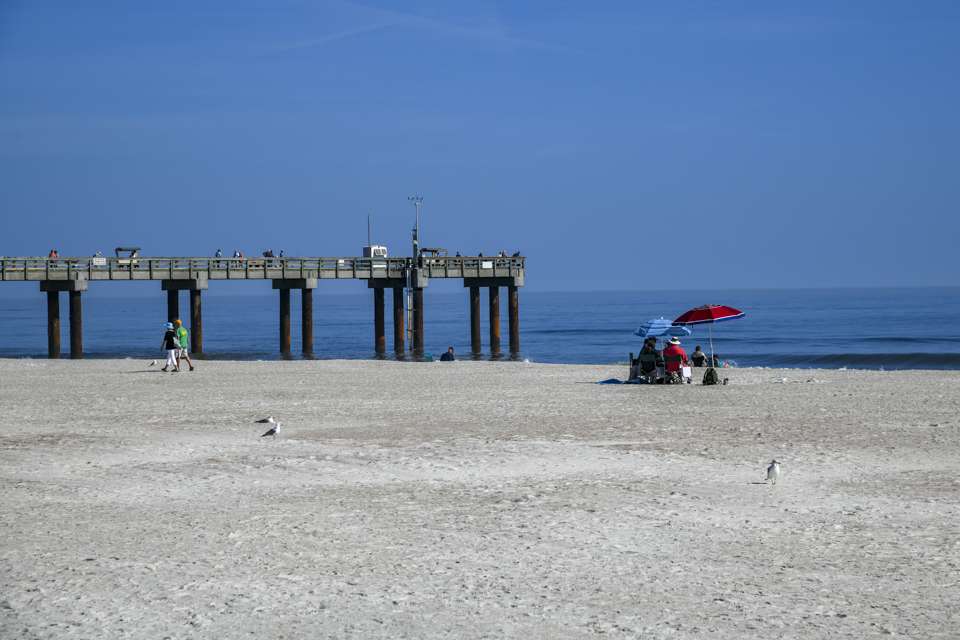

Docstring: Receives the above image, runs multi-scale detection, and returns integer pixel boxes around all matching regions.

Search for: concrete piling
[488,286,501,358]
[470,285,481,357]
[69,290,83,359]
[373,287,386,356]
[40,278,87,359]
[189,289,203,354]
[508,284,520,357]
[163,278,207,355]
[413,287,424,356]
[272,278,316,357]
[46,291,60,359]
[279,288,291,356]
[393,286,405,355]
[167,290,179,324]
[301,288,313,356]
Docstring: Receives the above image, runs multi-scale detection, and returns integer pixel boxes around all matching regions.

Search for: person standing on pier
[161,322,180,372]
[174,319,195,371]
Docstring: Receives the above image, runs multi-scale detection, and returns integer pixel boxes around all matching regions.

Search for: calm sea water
[1,288,958,369]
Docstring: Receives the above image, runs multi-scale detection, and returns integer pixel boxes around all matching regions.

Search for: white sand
[1,359,958,638]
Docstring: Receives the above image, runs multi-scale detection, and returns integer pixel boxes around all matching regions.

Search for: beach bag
[702,367,719,386]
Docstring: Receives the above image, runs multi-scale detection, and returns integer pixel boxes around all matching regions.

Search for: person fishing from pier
[161,322,180,372]
[174,319,195,371]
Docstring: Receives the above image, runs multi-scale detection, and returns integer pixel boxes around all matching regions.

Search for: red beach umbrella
[673,305,745,366]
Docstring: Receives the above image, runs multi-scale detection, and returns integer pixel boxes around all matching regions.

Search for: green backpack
[702,367,720,386]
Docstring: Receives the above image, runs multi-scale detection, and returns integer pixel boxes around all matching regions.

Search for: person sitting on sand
[691,345,707,367]
[161,322,180,372]
[440,346,456,362]
[637,338,662,381]
[662,337,689,382]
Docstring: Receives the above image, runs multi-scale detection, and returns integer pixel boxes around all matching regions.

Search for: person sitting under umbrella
[635,337,663,382]
[662,337,689,383]
[691,345,707,367]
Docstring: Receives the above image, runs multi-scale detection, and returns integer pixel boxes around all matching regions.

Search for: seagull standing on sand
[766,460,781,485]
[255,416,276,424]
[260,422,281,438]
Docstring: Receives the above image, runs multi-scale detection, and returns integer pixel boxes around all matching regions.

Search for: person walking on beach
[174,319,195,371]
[161,322,180,372]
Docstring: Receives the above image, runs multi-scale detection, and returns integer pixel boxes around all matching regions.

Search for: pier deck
[0,256,525,360]
[0,256,524,283]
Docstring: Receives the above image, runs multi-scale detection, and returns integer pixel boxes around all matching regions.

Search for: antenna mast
[406,195,423,353]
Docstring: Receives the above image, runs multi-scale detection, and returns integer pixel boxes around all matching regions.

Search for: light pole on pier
[407,195,423,353]
[408,195,423,260]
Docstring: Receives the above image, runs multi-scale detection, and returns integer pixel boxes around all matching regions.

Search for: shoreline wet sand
[1,359,957,638]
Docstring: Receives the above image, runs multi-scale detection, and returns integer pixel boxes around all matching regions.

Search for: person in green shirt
[174,319,195,371]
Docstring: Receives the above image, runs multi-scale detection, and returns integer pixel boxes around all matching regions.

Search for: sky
[1,0,959,293]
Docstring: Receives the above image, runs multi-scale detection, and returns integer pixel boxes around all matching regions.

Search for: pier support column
[465,276,521,360]
[412,288,425,356]
[189,289,203,355]
[46,291,61,359]
[470,285,481,357]
[373,287,386,356]
[302,288,314,357]
[163,277,208,355]
[69,290,83,359]
[167,289,179,323]
[392,286,405,355]
[508,284,520,358]
[41,278,87,360]
[488,286,501,358]
[279,288,291,356]
[272,278,317,357]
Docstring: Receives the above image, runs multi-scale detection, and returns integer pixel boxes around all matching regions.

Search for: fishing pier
[0,255,526,360]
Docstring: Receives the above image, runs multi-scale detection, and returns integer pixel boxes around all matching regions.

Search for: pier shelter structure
[0,256,525,359]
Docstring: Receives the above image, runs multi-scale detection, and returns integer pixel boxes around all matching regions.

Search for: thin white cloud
[264,21,395,53]
[270,1,576,55]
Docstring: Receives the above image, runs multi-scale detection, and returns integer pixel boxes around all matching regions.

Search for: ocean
[1,287,958,369]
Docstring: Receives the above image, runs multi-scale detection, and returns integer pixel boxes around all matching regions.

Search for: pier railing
[0,256,525,282]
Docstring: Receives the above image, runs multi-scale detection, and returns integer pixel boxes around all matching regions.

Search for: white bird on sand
[148,360,157,367]
[260,422,281,438]
[255,416,276,424]
[766,460,781,485]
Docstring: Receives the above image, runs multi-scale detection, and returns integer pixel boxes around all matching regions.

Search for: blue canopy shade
[633,317,692,338]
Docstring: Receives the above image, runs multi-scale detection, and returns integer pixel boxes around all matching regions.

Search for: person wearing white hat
[160,322,180,372]
[662,336,689,382]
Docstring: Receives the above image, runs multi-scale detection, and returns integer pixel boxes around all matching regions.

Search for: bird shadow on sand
[748,481,771,485]
[121,370,166,374]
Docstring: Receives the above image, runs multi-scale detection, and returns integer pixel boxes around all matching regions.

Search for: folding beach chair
[663,354,686,384]
[636,352,660,383]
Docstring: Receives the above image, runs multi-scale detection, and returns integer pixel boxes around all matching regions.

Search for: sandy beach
[0,358,957,638]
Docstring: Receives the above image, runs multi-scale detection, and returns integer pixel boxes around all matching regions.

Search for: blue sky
[1,0,958,293]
